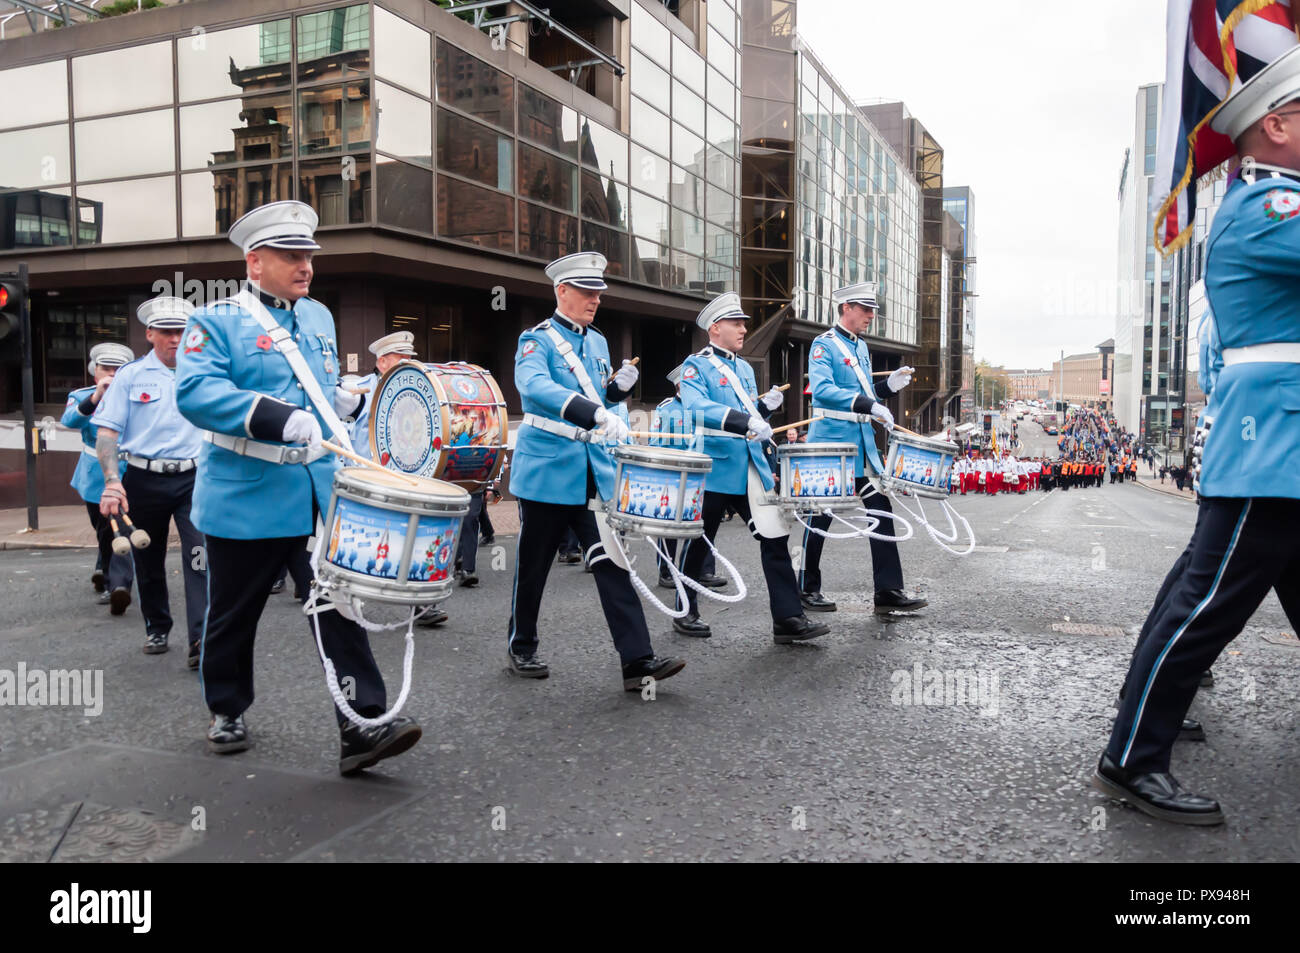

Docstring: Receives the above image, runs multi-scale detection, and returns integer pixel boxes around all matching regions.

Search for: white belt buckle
[284,446,306,465]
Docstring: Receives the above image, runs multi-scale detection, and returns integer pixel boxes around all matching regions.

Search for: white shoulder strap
[240,290,353,452]
[825,330,879,401]
[540,322,603,405]
[703,350,761,419]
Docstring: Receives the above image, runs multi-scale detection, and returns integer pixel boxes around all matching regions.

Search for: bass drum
[370,360,509,489]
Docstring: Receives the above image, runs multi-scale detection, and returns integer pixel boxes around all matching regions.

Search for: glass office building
[0,0,743,422]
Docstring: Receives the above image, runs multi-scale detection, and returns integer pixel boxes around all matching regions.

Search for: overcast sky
[796,0,1167,370]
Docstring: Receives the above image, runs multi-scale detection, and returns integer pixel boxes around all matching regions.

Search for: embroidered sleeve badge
[811,345,826,360]
[683,366,697,380]
[521,340,537,356]
[1264,188,1300,221]
[183,325,210,355]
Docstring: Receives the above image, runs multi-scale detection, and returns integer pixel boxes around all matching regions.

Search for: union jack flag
[1154,0,1300,256]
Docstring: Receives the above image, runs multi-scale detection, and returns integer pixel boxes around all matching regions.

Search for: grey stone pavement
[1,421,1297,862]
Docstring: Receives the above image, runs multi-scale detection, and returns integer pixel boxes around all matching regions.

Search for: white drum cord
[596,528,748,617]
[889,493,976,556]
[651,533,748,605]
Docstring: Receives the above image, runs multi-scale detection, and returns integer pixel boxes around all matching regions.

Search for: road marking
[1002,493,1050,524]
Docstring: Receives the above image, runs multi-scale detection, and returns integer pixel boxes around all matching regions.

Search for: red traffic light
[0,286,8,309]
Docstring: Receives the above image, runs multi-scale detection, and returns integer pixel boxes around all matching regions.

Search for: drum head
[371,361,445,477]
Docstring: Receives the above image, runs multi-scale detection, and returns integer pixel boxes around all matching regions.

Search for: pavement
[3,420,1297,862]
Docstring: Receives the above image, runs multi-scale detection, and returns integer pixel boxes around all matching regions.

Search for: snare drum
[319,468,471,606]
[776,443,858,513]
[371,361,508,489]
[607,445,712,538]
[881,431,958,500]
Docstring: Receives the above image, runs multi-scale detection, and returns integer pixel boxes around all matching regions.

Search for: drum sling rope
[889,493,975,557]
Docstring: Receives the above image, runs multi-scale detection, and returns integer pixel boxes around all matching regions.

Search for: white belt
[81,446,97,458]
[813,408,871,424]
[697,426,745,438]
[1223,343,1300,365]
[124,454,196,474]
[204,431,326,465]
[521,413,603,444]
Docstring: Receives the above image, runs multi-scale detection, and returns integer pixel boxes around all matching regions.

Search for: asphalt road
[2,449,1297,861]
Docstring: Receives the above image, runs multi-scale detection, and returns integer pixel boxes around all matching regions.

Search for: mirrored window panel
[0,61,68,129]
[0,125,70,189]
[518,143,576,212]
[630,49,670,115]
[673,37,705,96]
[706,221,738,265]
[704,260,734,293]
[672,123,704,171]
[437,109,512,192]
[631,144,670,202]
[580,171,627,230]
[674,81,705,137]
[301,156,372,225]
[631,190,669,244]
[180,96,293,170]
[179,20,292,102]
[707,181,740,225]
[297,5,371,83]
[437,174,513,251]
[631,236,670,287]
[518,200,577,261]
[1,187,76,250]
[671,209,705,257]
[375,82,431,166]
[580,120,628,182]
[376,158,432,233]
[519,85,578,159]
[298,82,371,156]
[581,221,627,275]
[181,163,293,236]
[435,40,514,132]
[75,111,175,181]
[77,177,176,244]
[630,97,670,154]
[671,164,704,218]
[374,7,431,98]
[671,250,705,292]
[631,2,670,67]
[708,67,735,122]
[73,42,172,118]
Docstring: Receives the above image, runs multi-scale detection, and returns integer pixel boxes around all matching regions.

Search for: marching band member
[1096,49,1300,824]
[94,298,207,665]
[674,292,829,642]
[505,252,685,690]
[177,200,422,774]
[63,342,136,613]
[341,331,417,461]
[797,282,925,615]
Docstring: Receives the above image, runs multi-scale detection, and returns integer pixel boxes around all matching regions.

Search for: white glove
[760,386,784,411]
[593,407,630,443]
[870,402,895,431]
[612,360,639,391]
[747,415,774,442]
[333,385,363,419]
[283,409,323,450]
[886,366,915,391]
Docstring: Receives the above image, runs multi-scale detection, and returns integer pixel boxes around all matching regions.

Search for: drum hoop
[776,442,857,457]
[370,360,451,477]
[612,445,713,472]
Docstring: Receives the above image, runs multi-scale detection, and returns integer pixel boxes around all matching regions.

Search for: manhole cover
[1051,622,1125,637]
[0,801,199,863]
[1261,631,1300,647]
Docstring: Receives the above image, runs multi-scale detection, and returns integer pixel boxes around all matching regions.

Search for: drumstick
[118,513,151,549]
[321,440,423,487]
[342,384,371,395]
[760,417,814,439]
[627,431,689,439]
[108,517,131,556]
[776,383,791,391]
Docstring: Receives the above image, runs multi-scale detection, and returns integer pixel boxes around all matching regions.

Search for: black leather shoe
[457,570,478,588]
[699,573,727,590]
[416,606,448,627]
[506,650,549,679]
[1200,669,1214,688]
[207,713,250,754]
[801,591,837,612]
[1091,753,1223,825]
[110,587,131,616]
[143,631,168,654]
[339,716,422,776]
[91,570,106,593]
[773,614,830,644]
[1179,717,1206,741]
[270,578,285,594]
[622,655,686,691]
[97,591,111,605]
[481,535,495,545]
[874,589,928,613]
[672,611,712,638]
[187,640,201,671]
[557,552,582,565]
[657,573,676,590]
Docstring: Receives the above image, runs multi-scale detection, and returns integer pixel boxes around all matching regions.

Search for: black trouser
[1106,498,1300,773]
[507,497,654,665]
[799,476,904,595]
[456,491,485,573]
[558,527,581,557]
[679,490,802,620]
[479,499,495,540]
[85,501,134,592]
[121,468,206,643]
[272,544,313,601]
[656,538,715,579]
[202,534,388,727]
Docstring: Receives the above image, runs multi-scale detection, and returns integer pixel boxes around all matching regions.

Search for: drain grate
[0,801,199,863]
[1051,622,1125,637]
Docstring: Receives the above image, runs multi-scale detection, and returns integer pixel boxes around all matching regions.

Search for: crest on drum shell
[452,375,478,399]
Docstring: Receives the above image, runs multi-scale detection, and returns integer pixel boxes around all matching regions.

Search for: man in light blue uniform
[1096,49,1300,825]
[340,330,416,461]
[62,341,135,612]
[177,200,421,775]
[798,281,925,614]
[506,251,685,691]
[675,292,828,643]
[94,298,207,662]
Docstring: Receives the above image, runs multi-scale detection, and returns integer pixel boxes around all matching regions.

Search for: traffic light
[0,272,25,342]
